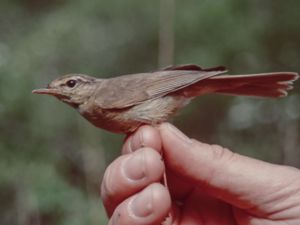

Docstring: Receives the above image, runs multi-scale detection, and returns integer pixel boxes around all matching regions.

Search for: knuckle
[210,144,235,162]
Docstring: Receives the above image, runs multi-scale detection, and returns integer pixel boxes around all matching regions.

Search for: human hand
[101,123,300,225]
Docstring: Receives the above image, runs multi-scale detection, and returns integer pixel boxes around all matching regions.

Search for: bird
[32,64,299,134]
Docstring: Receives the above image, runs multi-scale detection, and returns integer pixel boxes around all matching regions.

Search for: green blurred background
[0,0,299,224]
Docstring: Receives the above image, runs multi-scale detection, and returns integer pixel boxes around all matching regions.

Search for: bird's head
[32,74,99,108]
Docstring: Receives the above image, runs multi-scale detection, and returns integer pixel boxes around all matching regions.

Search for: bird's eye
[66,79,77,88]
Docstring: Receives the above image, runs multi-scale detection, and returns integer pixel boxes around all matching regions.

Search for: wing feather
[95,68,226,109]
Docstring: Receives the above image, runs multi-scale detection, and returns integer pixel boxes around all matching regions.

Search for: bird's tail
[183,72,299,98]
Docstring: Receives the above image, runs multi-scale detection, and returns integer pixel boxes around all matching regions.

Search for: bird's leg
[123,133,132,144]
[151,122,169,189]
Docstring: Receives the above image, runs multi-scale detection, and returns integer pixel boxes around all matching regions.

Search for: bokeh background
[0,0,299,224]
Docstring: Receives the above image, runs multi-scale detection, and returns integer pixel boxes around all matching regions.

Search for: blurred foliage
[0,0,299,224]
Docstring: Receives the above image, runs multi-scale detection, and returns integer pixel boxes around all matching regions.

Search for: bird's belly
[122,95,190,125]
[80,95,190,134]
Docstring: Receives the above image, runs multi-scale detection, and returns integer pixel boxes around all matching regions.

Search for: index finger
[122,125,162,154]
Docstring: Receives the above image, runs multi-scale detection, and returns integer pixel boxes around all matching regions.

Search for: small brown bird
[32,65,298,134]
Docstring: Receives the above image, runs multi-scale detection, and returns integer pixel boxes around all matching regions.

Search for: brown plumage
[32,65,299,134]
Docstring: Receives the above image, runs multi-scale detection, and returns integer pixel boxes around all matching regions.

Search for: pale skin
[101,123,300,225]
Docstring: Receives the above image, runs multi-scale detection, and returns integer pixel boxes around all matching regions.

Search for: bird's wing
[95,65,226,109]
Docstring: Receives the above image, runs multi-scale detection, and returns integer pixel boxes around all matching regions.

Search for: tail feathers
[212,72,298,98]
[215,84,291,97]
[181,72,299,98]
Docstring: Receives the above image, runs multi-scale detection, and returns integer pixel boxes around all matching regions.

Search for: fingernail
[123,151,146,180]
[127,131,145,153]
[126,136,134,153]
[162,123,192,144]
[132,130,145,149]
[130,186,153,217]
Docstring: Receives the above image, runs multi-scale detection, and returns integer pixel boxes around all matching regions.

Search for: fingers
[159,123,300,213]
[101,148,165,216]
[103,125,173,224]
[122,125,162,154]
[109,183,171,225]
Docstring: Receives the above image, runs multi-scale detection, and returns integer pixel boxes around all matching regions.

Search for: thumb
[159,123,299,211]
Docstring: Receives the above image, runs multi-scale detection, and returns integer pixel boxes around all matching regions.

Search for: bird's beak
[32,88,60,96]
[32,87,70,100]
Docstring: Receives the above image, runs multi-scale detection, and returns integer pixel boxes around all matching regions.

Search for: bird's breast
[78,104,142,133]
